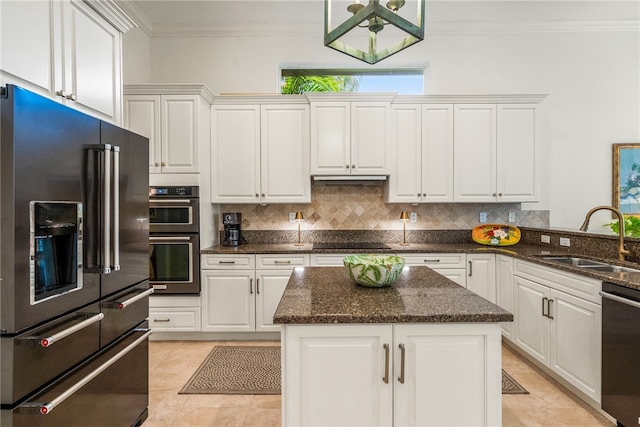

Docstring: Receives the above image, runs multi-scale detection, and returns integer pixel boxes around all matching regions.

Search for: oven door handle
[149,199,192,204]
[24,329,153,415]
[149,236,193,242]
[104,288,155,310]
[600,290,640,309]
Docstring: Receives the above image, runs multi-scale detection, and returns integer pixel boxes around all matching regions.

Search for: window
[280,68,424,94]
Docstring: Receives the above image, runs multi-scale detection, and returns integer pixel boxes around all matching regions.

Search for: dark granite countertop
[202,242,640,291]
[273,266,513,324]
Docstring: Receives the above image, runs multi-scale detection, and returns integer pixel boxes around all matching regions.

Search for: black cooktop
[312,242,391,250]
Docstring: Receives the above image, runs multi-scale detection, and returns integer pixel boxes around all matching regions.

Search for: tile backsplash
[219,184,550,231]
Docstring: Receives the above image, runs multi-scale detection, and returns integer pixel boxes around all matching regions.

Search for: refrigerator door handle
[111,145,120,272]
[102,144,112,274]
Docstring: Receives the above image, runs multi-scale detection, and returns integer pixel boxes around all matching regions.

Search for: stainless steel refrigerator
[1,84,152,426]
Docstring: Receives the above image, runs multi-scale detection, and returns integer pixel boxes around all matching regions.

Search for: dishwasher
[601,282,640,427]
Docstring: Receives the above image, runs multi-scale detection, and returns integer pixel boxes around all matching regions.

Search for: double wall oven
[149,186,200,294]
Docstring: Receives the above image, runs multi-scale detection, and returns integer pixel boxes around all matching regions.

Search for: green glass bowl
[343,254,405,288]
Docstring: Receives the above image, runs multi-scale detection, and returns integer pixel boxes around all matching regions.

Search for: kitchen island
[274,265,513,427]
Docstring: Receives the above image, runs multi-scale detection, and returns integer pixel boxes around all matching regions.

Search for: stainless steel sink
[542,256,607,267]
[542,256,640,273]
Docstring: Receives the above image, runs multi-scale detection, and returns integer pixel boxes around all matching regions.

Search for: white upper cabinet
[453,102,540,202]
[386,104,454,203]
[211,97,310,204]
[1,0,133,124]
[308,94,393,176]
[124,85,214,176]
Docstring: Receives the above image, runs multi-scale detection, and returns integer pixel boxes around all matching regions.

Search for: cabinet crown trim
[212,94,309,105]
[305,92,397,103]
[393,94,548,104]
[124,84,215,103]
[84,0,137,33]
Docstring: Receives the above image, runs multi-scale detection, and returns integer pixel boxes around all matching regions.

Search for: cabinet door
[123,95,161,173]
[467,253,497,303]
[514,275,550,365]
[453,104,497,202]
[310,102,350,175]
[160,95,199,173]
[350,102,390,174]
[497,104,539,202]
[63,0,121,123]
[201,270,255,332]
[549,288,601,402]
[496,255,514,340]
[260,104,311,203]
[421,104,454,202]
[394,324,502,427]
[211,105,261,202]
[432,268,466,288]
[255,269,292,332]
[283,324,393,427]
[0,0,54,97]
[386,104,422,203]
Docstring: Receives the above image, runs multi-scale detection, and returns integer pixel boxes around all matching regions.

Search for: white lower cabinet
[496,255,514,339]
[149,296,201,332]
[282,323,502,427]
[513,260,602,402]
[402,253,466,287]
[201,254,308,332]
[467,253,497,303]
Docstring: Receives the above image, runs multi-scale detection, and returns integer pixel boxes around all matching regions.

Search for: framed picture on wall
[613,143,640,215]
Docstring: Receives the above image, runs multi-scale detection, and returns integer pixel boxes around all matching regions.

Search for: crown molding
[124,84,215,103]
[114,0,154,35]
[85,0,137,33]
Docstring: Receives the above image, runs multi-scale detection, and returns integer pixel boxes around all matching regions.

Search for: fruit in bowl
[343,254,405,288]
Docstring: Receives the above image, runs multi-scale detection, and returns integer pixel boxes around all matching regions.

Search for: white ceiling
[117,0,640,36]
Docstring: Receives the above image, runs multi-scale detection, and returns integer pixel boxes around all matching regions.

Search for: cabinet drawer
[310,253,351,266]
[513,260,601,304]
[201,254,255,269]
[256,254,310,269]
[402,253,466,268]
[149,307,201,331]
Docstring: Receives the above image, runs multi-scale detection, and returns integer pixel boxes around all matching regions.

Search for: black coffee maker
[222,213,243,246]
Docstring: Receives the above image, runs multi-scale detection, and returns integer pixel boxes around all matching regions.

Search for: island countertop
[273,265,513,324]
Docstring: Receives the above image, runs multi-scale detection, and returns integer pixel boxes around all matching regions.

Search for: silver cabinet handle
[274,260,292,264]
[468,260,473,277]
[107,288,154,310]
[27,329,152,415]
[346,164,350,168]
[351,164,356,169]
[498,192,503,196]
[600,290,640,309]
[111,146,120,272]
[492,193,497,197]
[256,278,260,294]
[218,260,236,264]
[37,313,104,348]
[66,93,77,101]
[249,278,253,294]
[160,162,166,166]
[382,343,390,384]
[542,296,548,317]
[547,298,554,320]
[154,162,160,167]
[423,259,440,263]
[153,318,171,323]
[398,343,406,384]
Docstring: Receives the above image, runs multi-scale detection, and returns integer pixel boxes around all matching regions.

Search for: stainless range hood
[312,175,387,185]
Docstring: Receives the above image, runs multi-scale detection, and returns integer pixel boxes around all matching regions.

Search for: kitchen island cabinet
[274,266,511,427]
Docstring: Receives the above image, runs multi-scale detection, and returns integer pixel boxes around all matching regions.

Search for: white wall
[122,22,640,232]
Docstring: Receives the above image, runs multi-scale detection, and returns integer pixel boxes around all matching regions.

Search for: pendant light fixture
[324,0,425,64]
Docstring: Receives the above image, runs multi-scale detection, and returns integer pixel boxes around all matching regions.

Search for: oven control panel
[149,186,199,197]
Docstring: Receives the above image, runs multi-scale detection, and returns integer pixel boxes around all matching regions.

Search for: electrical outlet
[541,235,550,244]
[410,212,417,223]
[289,212,295,222]
[508,212,516,222]
[479,212,487,223]
[560,237,571,247]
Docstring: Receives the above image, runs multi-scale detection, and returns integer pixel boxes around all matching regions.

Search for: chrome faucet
[579,205,630,261]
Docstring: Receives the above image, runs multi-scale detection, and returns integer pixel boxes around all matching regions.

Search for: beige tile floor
[145,340,614,427]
